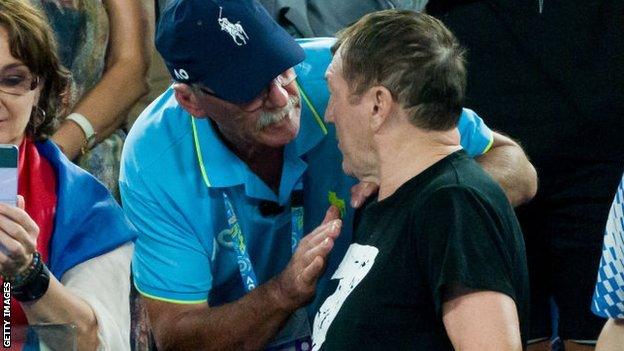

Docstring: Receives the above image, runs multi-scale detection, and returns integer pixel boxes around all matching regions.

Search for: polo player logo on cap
[218,7,249,46]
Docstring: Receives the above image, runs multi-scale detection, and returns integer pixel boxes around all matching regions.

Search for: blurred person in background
[592,173,624,351]
[28,0,151,200]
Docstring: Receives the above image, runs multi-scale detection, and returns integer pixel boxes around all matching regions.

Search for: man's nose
[264,80,289,109]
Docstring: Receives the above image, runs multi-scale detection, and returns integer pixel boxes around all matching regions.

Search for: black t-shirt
[311,151,529,350]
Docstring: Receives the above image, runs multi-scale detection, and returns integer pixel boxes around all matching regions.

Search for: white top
[61,243,134,350]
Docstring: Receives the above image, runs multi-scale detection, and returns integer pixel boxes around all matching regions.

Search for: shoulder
[418,152,508,205]
[448,153,511,209]
[37,141,137,276]
[37,140,115,196]
[122,87,194,180]
[411,154,506,214]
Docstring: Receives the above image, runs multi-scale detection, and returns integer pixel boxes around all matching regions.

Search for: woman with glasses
[0,1,136,349]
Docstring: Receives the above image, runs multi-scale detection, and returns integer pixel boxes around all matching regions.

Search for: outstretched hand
[274,206,341,310]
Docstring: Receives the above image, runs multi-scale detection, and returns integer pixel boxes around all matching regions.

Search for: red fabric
[2,137,57,326]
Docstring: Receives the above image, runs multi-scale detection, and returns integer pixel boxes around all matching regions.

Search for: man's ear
[369,86,394,132]
[173,83,205,117]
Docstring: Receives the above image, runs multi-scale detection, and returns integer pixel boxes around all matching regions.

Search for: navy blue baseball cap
[156,0,305,104]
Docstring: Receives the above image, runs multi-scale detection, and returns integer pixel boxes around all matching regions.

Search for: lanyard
[191,116,304,292]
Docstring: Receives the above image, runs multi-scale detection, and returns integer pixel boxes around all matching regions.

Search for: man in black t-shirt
[313,10,529,350]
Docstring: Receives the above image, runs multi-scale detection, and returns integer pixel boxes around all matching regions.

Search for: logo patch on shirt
[218,7,249,46]
[312,243,379,350]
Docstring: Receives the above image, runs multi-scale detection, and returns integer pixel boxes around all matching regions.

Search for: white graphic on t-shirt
[312,243,379,351]
[218,7,249,46]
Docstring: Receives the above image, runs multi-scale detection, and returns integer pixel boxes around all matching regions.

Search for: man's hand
[145,206,342,351]
[350,182,379,208]
[273,206,342,310]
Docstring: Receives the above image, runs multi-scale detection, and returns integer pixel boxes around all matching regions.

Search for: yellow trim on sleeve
[134,281,208,305]
[482,134,495,154]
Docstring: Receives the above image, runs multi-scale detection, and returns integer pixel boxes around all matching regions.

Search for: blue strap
[222,193,259,292]
[191,115,305,293]
[222,191,304,293]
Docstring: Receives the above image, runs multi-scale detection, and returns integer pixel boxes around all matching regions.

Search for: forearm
[52,0,151,159]
[52,58,150,158]
[149,212,342,350]
[477,133,537,206]
[443,289,522,351]
[21,277,99,351]
[76,58,150,135]
[151,279,295,351]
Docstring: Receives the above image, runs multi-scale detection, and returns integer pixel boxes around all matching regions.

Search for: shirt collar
[192,111,324,203]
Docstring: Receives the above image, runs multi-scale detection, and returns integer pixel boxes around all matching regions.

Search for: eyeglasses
[198,69,298,112]
[0,71,39,96]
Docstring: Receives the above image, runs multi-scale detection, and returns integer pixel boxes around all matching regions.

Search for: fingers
[306,220,341,247]
[350,181,379,208]
[299,230,338,287]
[303,236,334,264]
[300,256,324,285]
[322,205,341,224]
[0,203,39,236]
[0,204,39,256]
[16,195,25,210]
[300,237,336,285]
[276,220,341,308]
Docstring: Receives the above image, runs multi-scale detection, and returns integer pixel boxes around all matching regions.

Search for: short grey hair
[333,10,466,131]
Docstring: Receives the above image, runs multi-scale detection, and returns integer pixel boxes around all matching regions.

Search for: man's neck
[376,126,461,201]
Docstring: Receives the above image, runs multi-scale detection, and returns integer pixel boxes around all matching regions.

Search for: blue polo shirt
[120,38,493,307]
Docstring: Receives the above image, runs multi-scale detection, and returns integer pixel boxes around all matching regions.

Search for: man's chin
[341,161,356,178]
[259,125,299,148]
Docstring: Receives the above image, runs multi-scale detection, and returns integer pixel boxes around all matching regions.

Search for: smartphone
[0,144,18,206]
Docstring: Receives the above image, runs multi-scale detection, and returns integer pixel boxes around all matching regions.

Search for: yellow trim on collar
[296,79,328,135]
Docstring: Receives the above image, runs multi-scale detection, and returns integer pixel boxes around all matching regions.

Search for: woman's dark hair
[0,0,71,141]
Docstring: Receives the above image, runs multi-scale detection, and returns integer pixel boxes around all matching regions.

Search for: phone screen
[0,145,18,206]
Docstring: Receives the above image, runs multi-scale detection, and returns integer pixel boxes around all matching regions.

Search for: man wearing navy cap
[120,0,537,349]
